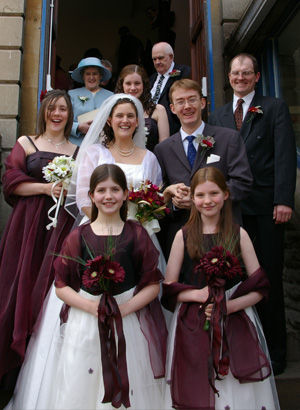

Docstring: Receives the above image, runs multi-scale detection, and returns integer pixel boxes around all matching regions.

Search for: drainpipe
[206,0,215,112]
[38,0,53,110]
[46,0,54,91]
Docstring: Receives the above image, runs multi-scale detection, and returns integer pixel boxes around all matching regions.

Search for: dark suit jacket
[149,63,191,135]
[154,123,252,252]
[209,93,297,215]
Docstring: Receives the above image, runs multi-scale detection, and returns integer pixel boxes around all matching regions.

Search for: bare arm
[164,229,209,303]
[153,104,169,143]
[56,286,99,317]
[118,283,159,318]
[81,206,92,220]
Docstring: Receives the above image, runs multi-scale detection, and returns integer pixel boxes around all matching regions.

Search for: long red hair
[185,167,240,260]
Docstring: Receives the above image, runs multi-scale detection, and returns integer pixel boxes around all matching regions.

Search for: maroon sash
[98,292,130,408]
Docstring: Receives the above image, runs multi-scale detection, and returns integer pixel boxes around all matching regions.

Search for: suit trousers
[242,214,286,363]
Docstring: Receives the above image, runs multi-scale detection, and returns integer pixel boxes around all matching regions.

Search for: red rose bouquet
[128,181,170,233]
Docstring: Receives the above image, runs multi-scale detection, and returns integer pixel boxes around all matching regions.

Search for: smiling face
[90,177,127,218]
[108,102,138,143]
[193,180,229,220]
[152,44,173,75]
[45,96,69,133]
[229,56,260,98]
[82,66,102,92]
[123,73,144,99]
[170,87,206,133]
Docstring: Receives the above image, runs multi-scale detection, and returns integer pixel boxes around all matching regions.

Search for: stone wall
[0,0,24,233]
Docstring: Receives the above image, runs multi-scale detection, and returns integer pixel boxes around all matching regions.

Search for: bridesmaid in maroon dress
[0,90,79,387]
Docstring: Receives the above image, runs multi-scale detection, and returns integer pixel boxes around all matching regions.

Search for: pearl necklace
[43,135,66,151]
[112,143,135,157]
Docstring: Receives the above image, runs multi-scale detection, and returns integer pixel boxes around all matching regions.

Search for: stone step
[275,361,300,409]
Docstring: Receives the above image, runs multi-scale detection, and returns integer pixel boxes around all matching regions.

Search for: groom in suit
[154,78,252,257]
[209,53,297,375]
[150,42,191,135]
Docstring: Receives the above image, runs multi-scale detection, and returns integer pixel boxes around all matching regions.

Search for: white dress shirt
[180,122,205,155]
[232,91,255,120]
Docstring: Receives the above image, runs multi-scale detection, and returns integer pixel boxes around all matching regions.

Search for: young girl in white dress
[162,167,280,410]
[7,164,167,409]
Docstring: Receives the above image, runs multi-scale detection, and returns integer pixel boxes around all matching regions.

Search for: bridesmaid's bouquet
[43,155,75,229]
[128,180,169,234]
[81,237,125,293]
[195,245,243,331]
[58,235,125,294]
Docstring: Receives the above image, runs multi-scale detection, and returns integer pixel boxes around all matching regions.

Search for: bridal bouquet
[43,155,75,229]
[128,180,169,230]
[128,181,169,236]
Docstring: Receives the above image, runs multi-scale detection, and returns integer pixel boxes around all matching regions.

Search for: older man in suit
[150,42,191,135]
[209,53,297,375]
[154,79,252,257]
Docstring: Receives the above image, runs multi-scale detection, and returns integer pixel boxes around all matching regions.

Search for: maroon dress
[0,138,78,383]
[54,220,168,407]
[162,232,272,410]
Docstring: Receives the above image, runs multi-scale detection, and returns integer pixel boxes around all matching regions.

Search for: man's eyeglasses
[230,71,255,77]
[173,97,201,108]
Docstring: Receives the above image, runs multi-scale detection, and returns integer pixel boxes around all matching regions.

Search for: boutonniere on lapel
[196,134,215,155]
[78,96,89,105]
[169,69,181,77]
[247,106,263,123]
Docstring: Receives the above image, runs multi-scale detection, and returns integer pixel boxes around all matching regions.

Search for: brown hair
[186,167,240,260]
[36,90,73,139]
[89,164,128,222]
[229,53,259,74]
[169,79,203,104]
[102,97,138,147]
[115,64,155,116]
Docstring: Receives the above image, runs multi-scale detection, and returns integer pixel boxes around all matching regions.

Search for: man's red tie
[234,98,244,131]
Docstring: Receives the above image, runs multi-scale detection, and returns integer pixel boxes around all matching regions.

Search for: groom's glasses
[173,97,201,108]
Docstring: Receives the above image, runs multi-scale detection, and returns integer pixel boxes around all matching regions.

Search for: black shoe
[271,360,286,376]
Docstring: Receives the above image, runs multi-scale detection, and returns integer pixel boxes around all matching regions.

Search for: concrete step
[275,361,300,409]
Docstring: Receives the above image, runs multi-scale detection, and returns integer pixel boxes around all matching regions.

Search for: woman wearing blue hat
[68,57,113,146]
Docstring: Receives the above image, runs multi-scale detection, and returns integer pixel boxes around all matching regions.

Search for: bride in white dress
[6,94,167,409]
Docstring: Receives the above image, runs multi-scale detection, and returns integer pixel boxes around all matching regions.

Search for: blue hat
[71,57,112,84]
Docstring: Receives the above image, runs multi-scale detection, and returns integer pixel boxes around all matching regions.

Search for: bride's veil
[65,93,146,218]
